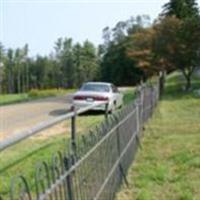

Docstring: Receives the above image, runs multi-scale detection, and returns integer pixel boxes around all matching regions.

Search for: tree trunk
[26,62,29,92]
[181,68,193,91]
[185,75,191,91]
[159,70,166,96]
[0,68,3,94]
[8,69,13,93]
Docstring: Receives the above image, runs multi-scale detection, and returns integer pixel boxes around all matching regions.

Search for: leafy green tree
[0,43,4,62]
[6,49,15,93]
[54,38,64,88]
[153,16,200,90]
[0,43,5,93]
[61,38,74,87]
[14,48,29,93]
[127,15,200,90]
[80,40,99,84]
[127,28,157,77]
[161,0,199,19]
[100,16,150,86]
[73,43,83,86]
[23,44,29,92]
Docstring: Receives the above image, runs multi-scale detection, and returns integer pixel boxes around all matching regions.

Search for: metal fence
[0,80,160,200]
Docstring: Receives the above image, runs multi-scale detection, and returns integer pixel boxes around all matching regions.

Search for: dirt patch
[31,121,71,140]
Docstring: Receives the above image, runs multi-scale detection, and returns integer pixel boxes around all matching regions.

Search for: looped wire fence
[0,78,160,200]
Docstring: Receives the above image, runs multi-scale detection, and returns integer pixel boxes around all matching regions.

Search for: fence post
[64,157,74,200]
[140,85,144,126]
[157,76,161,101]
[150,85,154,116]
[71,105,76,153]
[104,103,109,119]
[114,115,129,187]
[136,102,140,134]
[136,85,143,131]
[136,99,142,148]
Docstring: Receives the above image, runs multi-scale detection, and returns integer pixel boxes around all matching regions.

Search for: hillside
[116,72,200,200]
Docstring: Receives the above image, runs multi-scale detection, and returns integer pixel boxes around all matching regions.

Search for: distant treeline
[0,16,146,94]
[0,0,200,94]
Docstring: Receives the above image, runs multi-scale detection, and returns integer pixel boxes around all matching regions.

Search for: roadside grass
[123,88,136,105]
[0,88,75,106]
[0,89,135,198]
[116,72,200,200]
[0,115,104,198]
[0,93,29,105]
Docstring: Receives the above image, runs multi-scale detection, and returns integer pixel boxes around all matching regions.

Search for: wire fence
[0,79,160,200]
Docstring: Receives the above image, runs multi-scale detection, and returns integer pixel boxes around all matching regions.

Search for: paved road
[0,94,73,141]
[0,87,133,141]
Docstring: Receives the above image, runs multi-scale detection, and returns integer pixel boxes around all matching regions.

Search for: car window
[80,84,110,92]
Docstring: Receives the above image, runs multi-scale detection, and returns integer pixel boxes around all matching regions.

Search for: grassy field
[0,115,104,197]
[116,72,200,200]
[0,89,135,198]
[0,88,75,106]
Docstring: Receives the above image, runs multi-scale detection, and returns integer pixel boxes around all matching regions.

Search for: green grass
[116,72,200,200]
[0,115,104,198]
[0,89,135,198]
[0,88,75,106]
[123,88,136,105]
[0,93,29,105]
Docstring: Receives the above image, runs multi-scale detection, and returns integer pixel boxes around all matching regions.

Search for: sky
[1,0,200,56]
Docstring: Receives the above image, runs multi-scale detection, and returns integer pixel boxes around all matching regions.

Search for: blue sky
[1,0,200,56]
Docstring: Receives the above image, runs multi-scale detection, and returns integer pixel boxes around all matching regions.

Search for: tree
[80,40,99,83]
[0,43,4,62]
[153,16,200,90]
[72,43,82,86]
[23,44,29,92]
[127,28,157,78]
[6,49,15,93]
[14,48,26,93]
[161,0,199,19]
[0,43,5,93]
[53,38,99,88]
[127,12,200,90]
[100,37,144,85]
[99,16,152,86]
[54,38,64,88]
[62,38,74,87]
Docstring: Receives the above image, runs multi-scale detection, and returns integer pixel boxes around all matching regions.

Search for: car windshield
[80,84,110,92]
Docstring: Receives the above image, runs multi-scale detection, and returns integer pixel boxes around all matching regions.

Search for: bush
[28,89,67,98]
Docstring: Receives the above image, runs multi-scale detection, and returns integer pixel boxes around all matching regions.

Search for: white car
[73,82,123,112]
